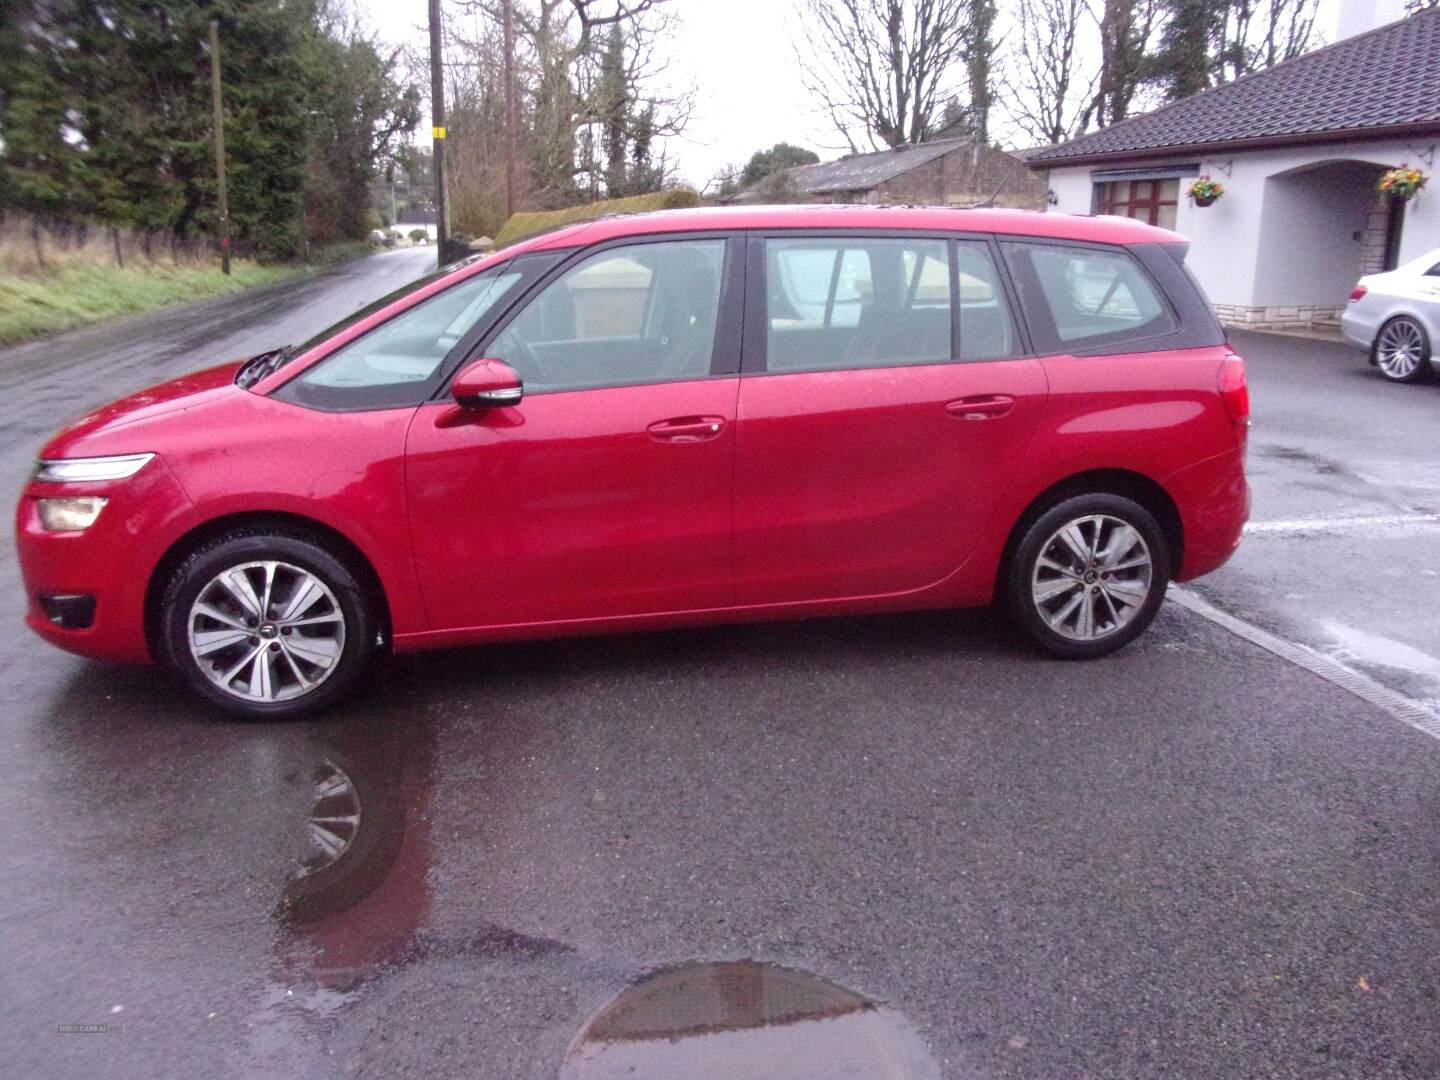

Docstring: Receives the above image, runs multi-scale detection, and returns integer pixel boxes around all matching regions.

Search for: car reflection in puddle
[273,713,437,991]
[562,960,941,1079]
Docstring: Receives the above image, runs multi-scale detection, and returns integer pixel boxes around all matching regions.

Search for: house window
[1095,179,1180,230]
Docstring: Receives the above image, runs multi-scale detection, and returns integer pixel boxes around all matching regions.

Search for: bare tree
[1217,0,1322,81]
[1001,0,1095,144]
[796,0,977,150]
[1081,0,1162,128]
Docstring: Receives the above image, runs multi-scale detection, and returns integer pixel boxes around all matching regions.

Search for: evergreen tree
[739,143,820,187]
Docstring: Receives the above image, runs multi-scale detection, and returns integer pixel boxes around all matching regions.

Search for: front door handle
[946,394,1015,420]
[647,415,727,443]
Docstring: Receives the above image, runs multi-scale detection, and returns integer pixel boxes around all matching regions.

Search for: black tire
[1003,493,1171,660]
[1373,315,1433,384]
[159,529,377,720]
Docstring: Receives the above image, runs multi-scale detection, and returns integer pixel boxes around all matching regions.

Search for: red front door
[404,379,738,630]
[404,235,740,631]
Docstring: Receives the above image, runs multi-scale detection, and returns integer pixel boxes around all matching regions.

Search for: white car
[1343,247,1440,383]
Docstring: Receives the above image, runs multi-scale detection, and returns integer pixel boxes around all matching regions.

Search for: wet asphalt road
[1,251,1438,1080]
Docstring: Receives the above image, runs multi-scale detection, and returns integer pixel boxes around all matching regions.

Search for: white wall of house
[1041,135,1440,327]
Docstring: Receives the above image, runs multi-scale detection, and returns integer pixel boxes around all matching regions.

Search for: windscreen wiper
[234,346,294,389]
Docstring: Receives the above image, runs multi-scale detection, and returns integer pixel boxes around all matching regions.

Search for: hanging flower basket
[1379,165,1427,201]
[1187,175,1225,207]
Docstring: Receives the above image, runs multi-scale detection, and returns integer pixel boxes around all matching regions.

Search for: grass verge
[0,258,305,346]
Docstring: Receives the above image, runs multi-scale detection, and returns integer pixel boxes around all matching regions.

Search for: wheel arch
[144,510,392,661]
[994,469,1184,595]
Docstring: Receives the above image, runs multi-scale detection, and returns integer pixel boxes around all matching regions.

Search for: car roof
[509,204,1182,255]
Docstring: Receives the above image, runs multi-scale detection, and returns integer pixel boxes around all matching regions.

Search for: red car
[16,206,1249,719]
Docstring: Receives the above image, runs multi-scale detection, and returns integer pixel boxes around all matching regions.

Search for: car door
[732,234,1048,605]
[404,235,743,631]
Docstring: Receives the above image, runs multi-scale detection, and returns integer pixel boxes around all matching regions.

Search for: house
[1028,4,1440,331]
[749,136,1047,210]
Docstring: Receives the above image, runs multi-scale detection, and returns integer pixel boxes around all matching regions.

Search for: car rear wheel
[160,530,377,720]
[1004,494,1170,659]
[1373,316,1432,383]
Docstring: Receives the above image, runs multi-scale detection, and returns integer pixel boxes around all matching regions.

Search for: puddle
[1322,621,1440,683]
[561,960,941,1079]
[273,713,438,988]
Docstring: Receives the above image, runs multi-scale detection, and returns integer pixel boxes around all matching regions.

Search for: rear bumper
[15,460,193,665]
[1340,307,1378,355]
[1166,448,1249,581]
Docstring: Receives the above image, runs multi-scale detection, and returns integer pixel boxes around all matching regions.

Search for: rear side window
[955,241,1020,361]
[1003,242,1176,352]
[765,237,952,372]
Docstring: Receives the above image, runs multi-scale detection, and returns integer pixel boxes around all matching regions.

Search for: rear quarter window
[1002,242,1178,354]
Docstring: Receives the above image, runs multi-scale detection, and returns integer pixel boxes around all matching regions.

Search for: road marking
[1167,585,1440,741]
[1244,513,1440,534]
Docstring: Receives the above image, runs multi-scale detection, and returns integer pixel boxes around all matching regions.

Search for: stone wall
[1213,302,1345,331]
[819,144,1046,210]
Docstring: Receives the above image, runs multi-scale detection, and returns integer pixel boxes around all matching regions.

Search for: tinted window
[955,241,1019,361]
[1427,261,1440,277]
[277,264,527,410]
[765,238,952,372]
[1004,242,1176,350]
[487,239,725,393]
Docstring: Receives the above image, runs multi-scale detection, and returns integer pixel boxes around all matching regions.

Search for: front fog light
[36,496,109,532]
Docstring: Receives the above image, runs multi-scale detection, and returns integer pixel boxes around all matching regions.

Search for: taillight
[1349,285,1368,303]
[1219,352,1249,432]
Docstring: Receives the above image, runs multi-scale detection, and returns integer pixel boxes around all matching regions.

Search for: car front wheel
[1373,315,1432,383]
[160,530,377,720]
[1004,494,1170,659]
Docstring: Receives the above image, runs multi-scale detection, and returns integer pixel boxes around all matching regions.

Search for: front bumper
[15,458,193,665]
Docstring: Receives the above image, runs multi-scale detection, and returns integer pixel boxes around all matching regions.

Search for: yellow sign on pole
[432,126,447,140]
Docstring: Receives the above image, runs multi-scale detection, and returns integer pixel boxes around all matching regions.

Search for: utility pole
[428,0,448,267]
[209,19,230,276]
[502,0,517,218]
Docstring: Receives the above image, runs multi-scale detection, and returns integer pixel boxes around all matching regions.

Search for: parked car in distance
[16,205,1250,719]
[368,229,386,246]
[1343,247,1440,383]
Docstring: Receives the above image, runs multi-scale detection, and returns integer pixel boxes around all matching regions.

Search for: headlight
[33,453,155,483]
[36,497,109,532]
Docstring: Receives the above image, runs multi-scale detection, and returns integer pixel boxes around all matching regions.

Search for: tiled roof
[788,137,974,193]
[1030,10,1440,165]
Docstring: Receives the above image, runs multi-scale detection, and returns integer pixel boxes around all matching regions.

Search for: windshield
[268,253,563,412]
[235,256,494,390]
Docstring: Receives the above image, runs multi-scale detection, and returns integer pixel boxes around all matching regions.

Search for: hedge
[492,189,702,249]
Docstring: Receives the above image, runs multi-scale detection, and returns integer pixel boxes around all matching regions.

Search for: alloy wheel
[1376,318,1426,380]
[1030,514,1154,642]
[187,560,347,703]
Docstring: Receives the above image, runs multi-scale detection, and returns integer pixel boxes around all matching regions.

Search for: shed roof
[788,137,976,193]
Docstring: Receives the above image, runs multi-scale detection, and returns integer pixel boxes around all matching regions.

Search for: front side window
[1004,242,1176,350]
[277,263,528,410]
[486,239,726,393]
[1095,179,1180,230]
[765,237,952,372]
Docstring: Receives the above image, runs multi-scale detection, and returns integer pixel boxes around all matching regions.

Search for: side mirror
[451,358,523,409]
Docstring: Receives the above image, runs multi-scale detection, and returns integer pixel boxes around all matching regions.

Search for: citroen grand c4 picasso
[17,206,1249,718]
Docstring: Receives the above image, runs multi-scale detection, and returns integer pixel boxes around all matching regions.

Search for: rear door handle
[647,415,727,443]
[946,394,1015,420]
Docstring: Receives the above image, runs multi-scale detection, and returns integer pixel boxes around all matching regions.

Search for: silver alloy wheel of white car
[1375,317,1428,381]
[1030,514,1154,642]
[187,560,347,702]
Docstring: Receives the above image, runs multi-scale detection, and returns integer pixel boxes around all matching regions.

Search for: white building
[1029,3,1440,331]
